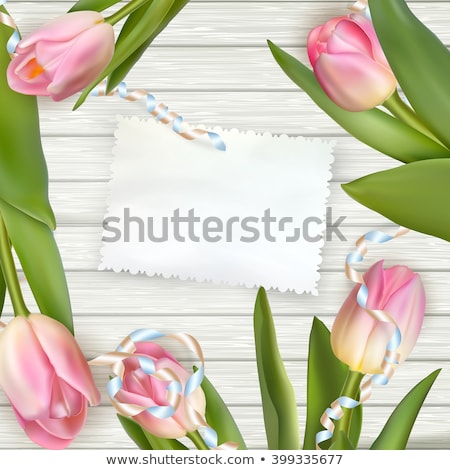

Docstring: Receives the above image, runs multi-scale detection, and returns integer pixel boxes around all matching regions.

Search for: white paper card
[100,116,335,294]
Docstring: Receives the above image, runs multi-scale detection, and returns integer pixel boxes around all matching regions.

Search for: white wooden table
[1,0,449,449]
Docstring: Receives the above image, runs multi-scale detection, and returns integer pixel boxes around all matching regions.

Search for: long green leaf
[370,0,450,149]
[69,0,122,12]
[200,371,247,450]
[267,41,450,163]
[143,430,188,450]
[254,287,300,449]
[74,0,175,109]
[0,268,5,317]
[370,369,441,449]
[116,414,153,449]
[303,317,362,450]
[0,21,55,229]
[0,202,73,334]
[342,159,450,243]
[106,0,190,93]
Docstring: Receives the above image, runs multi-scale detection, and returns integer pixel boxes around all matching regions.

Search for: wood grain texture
[1,0,449,450]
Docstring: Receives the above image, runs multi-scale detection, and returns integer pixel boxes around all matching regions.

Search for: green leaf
[267,40,450,163]
[303,318,362,450]
[370,369,441,450]
[0,268,5,317]
[106,0,190,92]
[74,0,176,109]
[143,430,188,450]
[199,370,247,450]
[116,414,153,449]
[0,202,73,334]
[329,431,355,450]
[342,159,450,243]
[69,0,121,12]
[0,22,55,229]
[370,0,450,149]
[254,287,300,450]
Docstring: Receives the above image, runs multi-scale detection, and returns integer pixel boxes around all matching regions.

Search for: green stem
[186,430,210,450]
[0,213,30,318]
[104,0,152,26]
[383,91,444,145]
[330,370,363,447]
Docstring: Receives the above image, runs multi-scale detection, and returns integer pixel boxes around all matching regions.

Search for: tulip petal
[364,259,387,308]
[35,39,77,75]
[49,377,84,419]
[47,23,114,101]
[313,52,397,111]
[135,342,178,363]
[34,400,88,440]
[27,315,101,406]
[134,410,187,439]
[6,53,52,96]
[307,25,323,65]
[18,11,105,48]
[12,410,74,450]
[328,20,373,57]
[0,317,54,419]
[383,274,425,362]
[331,295,380,372]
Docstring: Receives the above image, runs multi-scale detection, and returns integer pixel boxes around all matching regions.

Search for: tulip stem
[330,369,364,448]
[0,212,30,318]
[383,91,444,146]
[104,0,153,26]
[187,430,210,451]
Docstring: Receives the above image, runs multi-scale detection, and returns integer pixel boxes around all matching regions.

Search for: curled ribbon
[0,0,20,54]
[315,226,410,449]
[90,328,237,450]
[92,81,226,152]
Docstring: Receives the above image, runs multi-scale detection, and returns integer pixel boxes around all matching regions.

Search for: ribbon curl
[316,226,410,449]
[90,328,237,450]
[92,81,226,151]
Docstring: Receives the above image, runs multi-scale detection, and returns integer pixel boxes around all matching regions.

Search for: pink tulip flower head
[307,13,397,111]
[330,260,426,374]
[7,11,114,101]
[92,330,207,439]
[0,314,101,449]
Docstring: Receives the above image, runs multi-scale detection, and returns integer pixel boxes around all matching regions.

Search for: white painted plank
[0,312,449,361]
[5,271,450,317]
[0,405,447,449]
[6,2,449,47]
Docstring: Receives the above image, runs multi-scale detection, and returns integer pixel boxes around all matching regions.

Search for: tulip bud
[7,11,114,101]
[330,260,425,374]
[307,13,397,111]
[0,314,100,449]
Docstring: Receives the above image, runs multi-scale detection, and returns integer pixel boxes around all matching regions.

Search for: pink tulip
[0,314,101,449]
[106,341,206,439]
[7,11,114,101]
[330,260,425,374]
[307,14,397,111]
